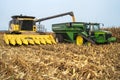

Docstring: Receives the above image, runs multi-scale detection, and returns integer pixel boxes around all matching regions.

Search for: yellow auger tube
[3,34,56,45]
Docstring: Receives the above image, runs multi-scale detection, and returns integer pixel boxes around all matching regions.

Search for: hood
[94,30,112,34]
[100,30,112,34]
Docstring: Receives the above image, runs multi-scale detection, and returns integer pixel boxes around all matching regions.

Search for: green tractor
[30,11,116,45]
[52,22,116,45]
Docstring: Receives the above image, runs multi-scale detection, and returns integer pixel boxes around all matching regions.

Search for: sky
[0,0,120,31]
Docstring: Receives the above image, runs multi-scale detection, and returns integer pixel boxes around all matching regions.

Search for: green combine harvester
[52,22,116,45]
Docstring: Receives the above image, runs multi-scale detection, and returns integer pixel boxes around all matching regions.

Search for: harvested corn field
[0,28,120,80]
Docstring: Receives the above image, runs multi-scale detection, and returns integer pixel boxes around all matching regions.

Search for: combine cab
[4,15,56,45]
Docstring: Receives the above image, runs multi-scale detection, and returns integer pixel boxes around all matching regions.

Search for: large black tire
[55,34,64,43]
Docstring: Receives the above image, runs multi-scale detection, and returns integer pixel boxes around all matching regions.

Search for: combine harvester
[4,12,75,45]
[4,12,116,45]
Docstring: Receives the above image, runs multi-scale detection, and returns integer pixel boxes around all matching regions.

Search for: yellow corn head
[4,34,56,45]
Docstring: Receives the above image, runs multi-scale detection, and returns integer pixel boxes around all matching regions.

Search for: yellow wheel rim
[76,36,83,45]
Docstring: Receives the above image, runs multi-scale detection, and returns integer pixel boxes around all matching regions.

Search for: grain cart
[52,22,116,45]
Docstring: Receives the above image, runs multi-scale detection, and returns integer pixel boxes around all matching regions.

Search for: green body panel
[93,30,116,43]
[94,31,106,43]
[108,37,117,42]
[52,22,116,44]
[65,32,74,42]
[52,22,85,43]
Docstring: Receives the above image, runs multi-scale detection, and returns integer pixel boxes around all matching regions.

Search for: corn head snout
[4,34,56,45]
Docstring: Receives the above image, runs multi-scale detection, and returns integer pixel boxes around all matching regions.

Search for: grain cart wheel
[76,36,83,45]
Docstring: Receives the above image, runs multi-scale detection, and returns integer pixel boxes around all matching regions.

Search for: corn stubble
[0,28,120,80]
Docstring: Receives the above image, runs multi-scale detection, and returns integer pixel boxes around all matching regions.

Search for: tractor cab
[86,23,100,35]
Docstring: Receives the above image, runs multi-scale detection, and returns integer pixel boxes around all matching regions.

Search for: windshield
[86,24,100,31]
[92,25,100,31]
[20,20,34,31]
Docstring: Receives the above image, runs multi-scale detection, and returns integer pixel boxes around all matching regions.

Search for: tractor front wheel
[76,36,83,45]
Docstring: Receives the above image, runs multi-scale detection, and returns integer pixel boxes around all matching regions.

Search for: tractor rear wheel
[76,36,83,45]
